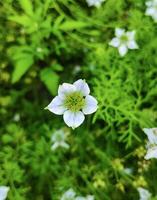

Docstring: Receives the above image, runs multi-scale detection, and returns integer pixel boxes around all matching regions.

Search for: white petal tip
[73,79,90,96]
[63,111,85,129]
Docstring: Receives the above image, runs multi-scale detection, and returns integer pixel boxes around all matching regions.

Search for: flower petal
[152,13,157,21]
[82,95,98,115]
[127,40,138,49]
[47,96,66,115]
[109,37,120,47]
[73,79,90,96]
[0,186,9,200]
[126,31,136,40]
[86,0,104,7]
[145,7,156,16]
[145,146,157,160]
[63,110,85,129]
[143,128,157,144]
[118,45,128,56]
[138,187,151,200]
[61,188,76,200]
[94,1,102,7]
[86,195,95,200]
[51,142,59,150]
[146,1,153,6]
[115,28,125,37]
[60,142,70,149]
[58,83,76,98]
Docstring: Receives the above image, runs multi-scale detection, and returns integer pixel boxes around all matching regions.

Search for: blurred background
[1,0,157,199]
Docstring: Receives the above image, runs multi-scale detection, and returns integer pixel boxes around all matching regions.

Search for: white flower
[86,0,105,7]
[0,186,9,200]
[145,0,157,22]
[143,128,157,159]
[61,188,76,200]
[109,28,139,57]
[124,168,133,175]
[13,113,20,122]
[46,79,98,129]
[73,65,81,75]
[137,187,151,200]
[51,129,69,151]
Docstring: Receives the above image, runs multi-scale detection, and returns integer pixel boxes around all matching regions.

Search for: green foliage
[0,0,157,199]
[9,45,34,83]
[40,67,60,95]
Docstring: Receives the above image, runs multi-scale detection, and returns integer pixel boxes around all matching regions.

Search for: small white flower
[0,186,9,200]
[145,0,157,22]
[143,128,157,159]
[137,187,151,200]
[61,188,76,200]
[124,168,133,175]
[86,0,105,7]
[109,28,139,57]
[46,79,98,129]
[13,113,20,122]
[51,129,69,151]
[73,65,81,75]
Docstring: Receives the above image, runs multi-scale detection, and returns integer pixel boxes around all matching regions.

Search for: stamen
[64,92,85,112]
[120,35,128,43]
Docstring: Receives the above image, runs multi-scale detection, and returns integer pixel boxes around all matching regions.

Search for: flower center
[55,134,64,142]
[52,131,65,143]
[120,35,128,43]
[64,92,85,112]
